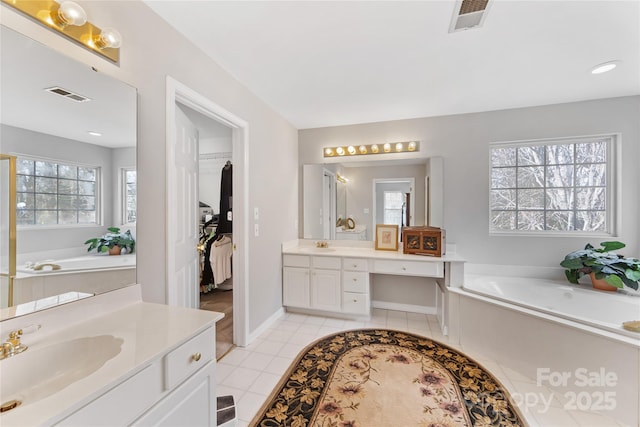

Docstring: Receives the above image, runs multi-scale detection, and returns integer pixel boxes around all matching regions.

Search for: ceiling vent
[45,86,91,103]
[449,0,491,33]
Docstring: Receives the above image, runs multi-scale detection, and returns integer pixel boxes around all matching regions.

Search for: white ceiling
[145,0,640,130]
[0,25,137,148]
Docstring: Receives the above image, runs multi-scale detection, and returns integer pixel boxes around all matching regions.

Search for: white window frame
[121,168,137,225]
[15,155,101,229]
[489,134,620,237]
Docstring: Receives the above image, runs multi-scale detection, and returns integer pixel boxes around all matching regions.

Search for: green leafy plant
[560,241,640,290]
[85,227,135,254]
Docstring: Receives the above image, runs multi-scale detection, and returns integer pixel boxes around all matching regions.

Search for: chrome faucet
[315,241,329,248]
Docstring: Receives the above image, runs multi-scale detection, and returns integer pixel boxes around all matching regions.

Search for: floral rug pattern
[251,329,526,427]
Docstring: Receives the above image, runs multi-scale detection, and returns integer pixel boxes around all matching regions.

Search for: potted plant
[560,241,640,291]
[85,227,135,255]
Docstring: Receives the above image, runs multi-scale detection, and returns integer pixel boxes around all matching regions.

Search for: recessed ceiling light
[88,131,102,136]
[591,61,620,75]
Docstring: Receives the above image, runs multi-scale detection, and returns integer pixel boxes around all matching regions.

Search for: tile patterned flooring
[216,309,630,427]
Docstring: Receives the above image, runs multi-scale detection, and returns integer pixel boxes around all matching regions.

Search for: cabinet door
[310,269,341,312]
[133,362,215,426]
[283,267,310,308]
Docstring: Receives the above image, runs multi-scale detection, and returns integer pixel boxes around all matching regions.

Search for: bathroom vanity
[0,285,223,426]
[282,240,464,328]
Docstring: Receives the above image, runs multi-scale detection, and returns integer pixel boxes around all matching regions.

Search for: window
[490,135,615,234]
[16,158,99,226]
[122,168,137,224]
[383,191,405,227]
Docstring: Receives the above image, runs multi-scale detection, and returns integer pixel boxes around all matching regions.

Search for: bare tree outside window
[123,169,137,224]
[490,136,613,233]
[16,158,99,226]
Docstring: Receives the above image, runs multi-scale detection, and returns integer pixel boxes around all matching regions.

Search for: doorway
[372,178,415,241]
[166,77,249,356]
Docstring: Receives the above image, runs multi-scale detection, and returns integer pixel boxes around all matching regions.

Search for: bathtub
[463,274,640,339]
[18,254,136,274]
[13,255,136,306]
[445,274,639,426]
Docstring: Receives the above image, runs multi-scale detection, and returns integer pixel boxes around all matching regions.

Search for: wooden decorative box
[402,226,446,257]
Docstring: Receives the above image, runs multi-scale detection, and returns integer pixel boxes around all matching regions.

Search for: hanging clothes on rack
[217,161,233,234]
[210,234,232,286]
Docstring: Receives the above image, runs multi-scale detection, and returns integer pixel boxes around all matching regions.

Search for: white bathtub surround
[0,284,223,426]
[447,274,640,426]
[12,254,136,305]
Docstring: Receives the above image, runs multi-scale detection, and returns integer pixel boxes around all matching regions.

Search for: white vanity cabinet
[341,258,370,315]
[56,327,217,427]
[309,257,342,312]
[283,254,372,316]
[283,255,311,308]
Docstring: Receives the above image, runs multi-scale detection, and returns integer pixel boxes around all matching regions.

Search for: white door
[167,105,200,308]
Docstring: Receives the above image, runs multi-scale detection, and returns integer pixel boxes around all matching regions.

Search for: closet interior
[184,105,234,360]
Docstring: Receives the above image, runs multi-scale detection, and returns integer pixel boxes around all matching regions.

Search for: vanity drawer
[342,292,370,315]
[164,327,215,390]
[342,258,369,272]
[372,259,444,278]
[283,254,310,268]
[342,271,369,293]
[312,256,341,270]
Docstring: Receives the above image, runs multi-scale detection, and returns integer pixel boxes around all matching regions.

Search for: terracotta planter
[108,245,122,256]
[589,272,618,292]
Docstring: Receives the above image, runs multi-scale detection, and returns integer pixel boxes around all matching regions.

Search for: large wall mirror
[0,25,137,318]
[302,157,443,241]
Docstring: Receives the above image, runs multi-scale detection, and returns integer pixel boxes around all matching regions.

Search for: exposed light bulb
[336,147,345,156]
[383,143,391,153]
[395,143,403,152]
[359,145,367,154]
[408,141,417,152]
[325,148,334,156]
[95,27,122,49]
[371,144,379,154]
[347,145,356,155]
[56,1,87,27]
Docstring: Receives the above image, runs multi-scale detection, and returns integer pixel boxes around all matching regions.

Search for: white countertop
[0,286,223,426]
[282,239,465,263]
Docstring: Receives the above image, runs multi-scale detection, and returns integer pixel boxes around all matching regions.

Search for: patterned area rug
[251,329,527,427]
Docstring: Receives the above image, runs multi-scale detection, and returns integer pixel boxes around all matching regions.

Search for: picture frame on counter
[375,224,399,251]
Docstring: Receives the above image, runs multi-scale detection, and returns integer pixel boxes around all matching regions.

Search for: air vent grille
[459,0,489,15]
[449,0,491,33]
[45,86,91,103]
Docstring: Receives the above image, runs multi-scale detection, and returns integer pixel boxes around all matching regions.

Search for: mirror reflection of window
[123,169,137,224]
[383,191,405,228]
[16,157,99,226]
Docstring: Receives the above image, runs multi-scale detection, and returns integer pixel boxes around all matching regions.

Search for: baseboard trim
[247,307,285,344]
[371,300,437,315]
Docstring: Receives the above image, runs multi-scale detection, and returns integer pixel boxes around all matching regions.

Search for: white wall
[300,96,640,268]
[1,1,299,334]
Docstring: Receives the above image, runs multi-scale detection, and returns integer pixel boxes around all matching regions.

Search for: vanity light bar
[2,0,121,64]
[323,141,419,158]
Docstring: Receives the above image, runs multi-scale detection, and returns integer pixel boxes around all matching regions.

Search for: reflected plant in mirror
[0,25,137,317]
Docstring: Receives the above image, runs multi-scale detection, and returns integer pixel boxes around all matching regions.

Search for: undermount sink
[298,247,337,253]
[0,335,123,411]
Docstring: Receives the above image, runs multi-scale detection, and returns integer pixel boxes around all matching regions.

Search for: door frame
[166,76,249,347]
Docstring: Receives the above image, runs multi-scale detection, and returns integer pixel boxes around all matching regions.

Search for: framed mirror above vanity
[302,157,444,241]
[0,25,137,317]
